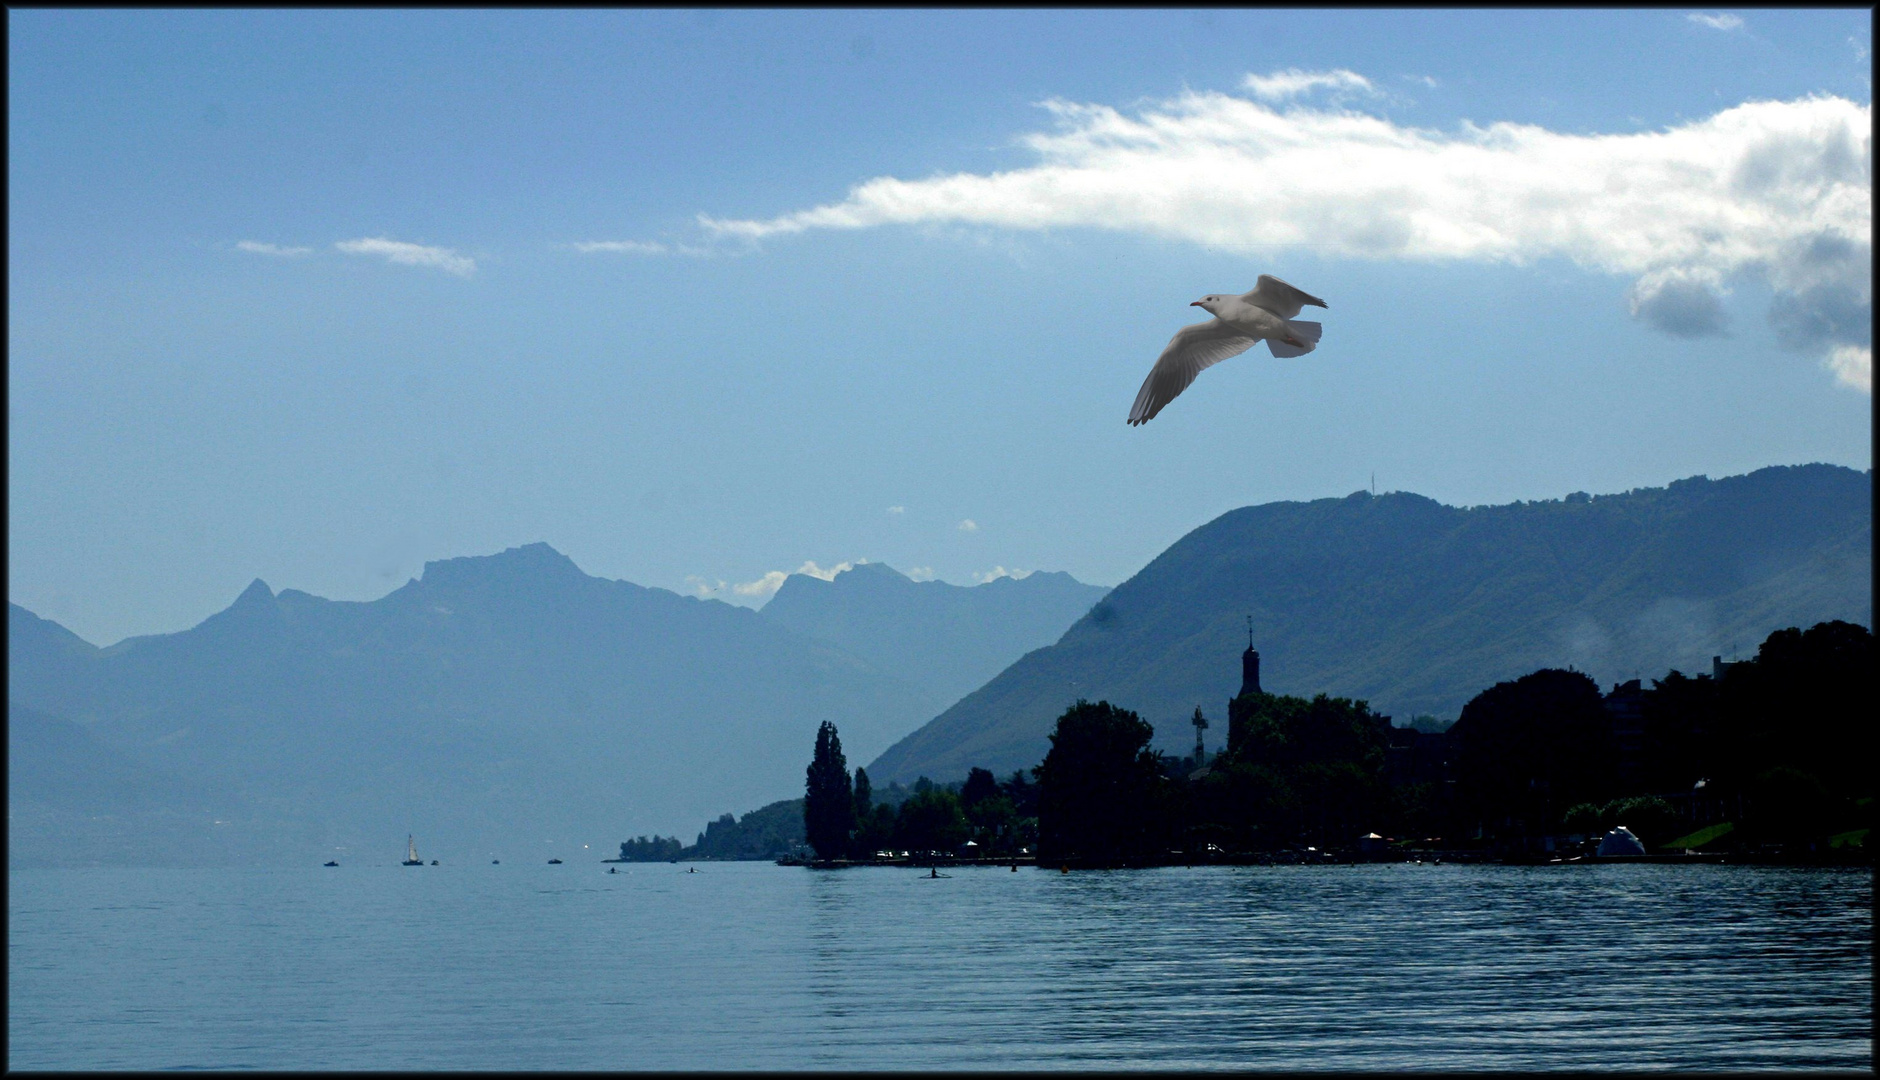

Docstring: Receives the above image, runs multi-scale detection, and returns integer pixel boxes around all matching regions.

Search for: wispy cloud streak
[335,237,475,276]
[1241,68,1377,101]
[237,240,313,257]
[571,240,670,255]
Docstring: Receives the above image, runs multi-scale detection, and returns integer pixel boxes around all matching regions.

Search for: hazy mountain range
[10,464,1868,866]
[7,546,1103,866]
[867,464,1871,782]
[760,562,1108,706]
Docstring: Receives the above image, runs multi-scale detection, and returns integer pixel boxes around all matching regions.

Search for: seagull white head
[1191,295,1228,314]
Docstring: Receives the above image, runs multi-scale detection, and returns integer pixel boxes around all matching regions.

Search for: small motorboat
[491,859,500,865]
[323,860,339,867]
[547,858,563,864]
[430,859,439,865]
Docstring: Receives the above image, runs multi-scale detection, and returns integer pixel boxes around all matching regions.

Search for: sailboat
[403,835,424,866]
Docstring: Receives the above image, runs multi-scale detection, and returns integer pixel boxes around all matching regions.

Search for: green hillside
[869,465,1871,782]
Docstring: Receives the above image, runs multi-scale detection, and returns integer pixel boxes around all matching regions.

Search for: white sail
[407,835,419,862]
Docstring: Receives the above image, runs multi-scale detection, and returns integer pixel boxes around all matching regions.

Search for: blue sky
[9,9,1872,645]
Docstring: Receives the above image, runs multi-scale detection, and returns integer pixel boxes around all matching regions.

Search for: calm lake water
[8,861,1871,1070]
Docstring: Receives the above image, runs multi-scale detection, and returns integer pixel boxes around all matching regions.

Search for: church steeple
[1239,615,1261,697]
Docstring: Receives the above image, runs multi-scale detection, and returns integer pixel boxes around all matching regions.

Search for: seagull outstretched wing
[1127,321,1257,426]
[1242,275,1328,319]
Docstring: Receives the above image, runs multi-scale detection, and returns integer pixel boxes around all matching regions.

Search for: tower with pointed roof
[1239,615,1262,697]
[1226,616,1265,757]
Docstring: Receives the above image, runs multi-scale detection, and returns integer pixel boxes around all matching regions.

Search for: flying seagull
[1126,275,1327,426]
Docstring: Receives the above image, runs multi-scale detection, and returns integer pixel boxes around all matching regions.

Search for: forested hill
[760,562,1109,708]
[868,464,1872,783]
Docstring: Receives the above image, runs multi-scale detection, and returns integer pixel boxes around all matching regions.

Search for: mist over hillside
[868,465,1872,783]
[759,562,1108,708]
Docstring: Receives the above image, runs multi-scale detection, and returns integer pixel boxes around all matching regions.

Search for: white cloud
[691,556,864,609]
[1852,36,1871,62]
[568,238,718,258]
[732,571,788,597]
[972,566,1033,584]
[906,566,935,581]
[692,558,867,605]
[957,519,978,532]
[698,83,1870,389]
[1627,268,1730,338]
[792,559,861,581]
[1241,68,1377,102]
[237,240,313,257]
[1687,13,1744,31]
[1404,74,1440,89]
[1827,345,1871,392]
[887,505,906,515]
[571,240,669,255]
[684,575,728,598]
[335,237,475,277]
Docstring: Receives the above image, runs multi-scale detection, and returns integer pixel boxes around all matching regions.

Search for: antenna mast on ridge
[1246,615,1253,651]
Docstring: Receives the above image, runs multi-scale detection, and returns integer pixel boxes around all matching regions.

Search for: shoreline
[776,849,1872,870]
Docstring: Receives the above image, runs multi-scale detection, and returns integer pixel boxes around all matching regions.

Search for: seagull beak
[1190,301,1202,307]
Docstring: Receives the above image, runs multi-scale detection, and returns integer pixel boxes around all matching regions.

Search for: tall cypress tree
[852,767,874,821]
[804,721,855,861]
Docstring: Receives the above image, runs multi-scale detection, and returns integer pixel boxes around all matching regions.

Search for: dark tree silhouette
[1449,668,1615,841]
[960,767,999,811]
[1204,691,1390,848]
[1034,700,1168,864]
[803,721,855,861]
[852,767,874,819]
[617,835,684,862]
[1723,620,1872,800]
[893,787,969,856]
[1002,770,1040,818]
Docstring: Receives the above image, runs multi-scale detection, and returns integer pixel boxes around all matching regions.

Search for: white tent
[1596,826,1647,857]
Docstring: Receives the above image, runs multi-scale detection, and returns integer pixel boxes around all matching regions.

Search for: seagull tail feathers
[1267,320,1321,358]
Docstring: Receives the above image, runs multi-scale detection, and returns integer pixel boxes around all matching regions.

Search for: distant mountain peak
[419,542,585,588]
[232,578,275,607]
[840,561,908,582]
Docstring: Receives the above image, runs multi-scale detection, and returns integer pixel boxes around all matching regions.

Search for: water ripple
[7,863,1870,1069]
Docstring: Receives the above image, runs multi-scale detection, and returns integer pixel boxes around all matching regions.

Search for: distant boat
[403,835,424,866]
[547,858,563,864]
[323,860,339,867]
[491,859,500,865]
